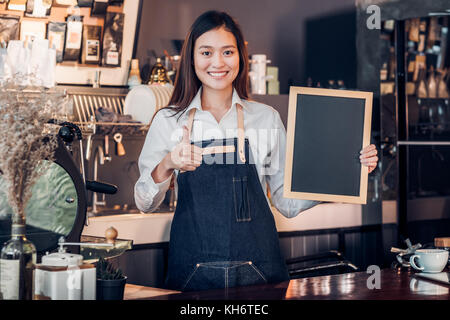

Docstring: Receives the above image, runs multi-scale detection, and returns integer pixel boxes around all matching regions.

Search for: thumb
[181,125,190,143]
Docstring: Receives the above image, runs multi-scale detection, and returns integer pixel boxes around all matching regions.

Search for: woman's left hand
[360,144,378,174]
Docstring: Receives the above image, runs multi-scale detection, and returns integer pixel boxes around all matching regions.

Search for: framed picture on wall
[284,86,373,204]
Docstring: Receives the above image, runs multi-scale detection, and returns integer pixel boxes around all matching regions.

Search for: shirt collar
[185,86,247,114]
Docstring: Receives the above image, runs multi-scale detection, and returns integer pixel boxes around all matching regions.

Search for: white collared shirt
[134,87,319,218]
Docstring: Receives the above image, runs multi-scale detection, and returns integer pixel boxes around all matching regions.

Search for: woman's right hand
[152,126,202,183]
[165,126,203,172]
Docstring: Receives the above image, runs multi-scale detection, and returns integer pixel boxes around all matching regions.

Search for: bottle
[92,69,101,88]
[141,56,151,84]
[127,59,142,89]
[437,69,449,98]
[105,42,120,67]
[327,80,334,88]
[380,62,388,81]
[427,66,437,98]
[417,68,428,98]
[327,80,338,89]
[417,19,427,53]
[0,221,37,300]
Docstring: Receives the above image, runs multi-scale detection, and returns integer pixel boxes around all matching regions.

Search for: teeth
[208,72,227,77]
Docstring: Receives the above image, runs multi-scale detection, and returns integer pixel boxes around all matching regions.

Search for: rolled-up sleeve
[266,111,320,218]
[134,110,177,213]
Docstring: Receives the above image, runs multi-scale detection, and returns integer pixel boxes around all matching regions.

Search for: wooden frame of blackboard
[284,86,373,204]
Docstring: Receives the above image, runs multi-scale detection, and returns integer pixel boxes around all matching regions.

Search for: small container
[35,249,96,300]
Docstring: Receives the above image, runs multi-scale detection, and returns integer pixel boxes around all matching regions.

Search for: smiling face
[193,26,240,93]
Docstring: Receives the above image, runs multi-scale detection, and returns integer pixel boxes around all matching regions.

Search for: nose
[211,53,225,68]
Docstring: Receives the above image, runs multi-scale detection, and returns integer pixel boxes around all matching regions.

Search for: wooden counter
[124,284,180,300]
[126,268,450,300]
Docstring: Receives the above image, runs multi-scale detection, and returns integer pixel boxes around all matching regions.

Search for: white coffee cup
[409,249,449,273]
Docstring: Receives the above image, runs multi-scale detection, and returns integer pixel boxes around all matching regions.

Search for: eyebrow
[198,45,237,50]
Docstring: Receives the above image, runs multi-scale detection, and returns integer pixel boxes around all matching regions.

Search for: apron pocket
[182,261,267,291]
[182,262,227,291]
[228,261,268,288]
[233,176,251,222]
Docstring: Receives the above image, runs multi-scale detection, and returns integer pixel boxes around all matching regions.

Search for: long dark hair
[165,10,249,119]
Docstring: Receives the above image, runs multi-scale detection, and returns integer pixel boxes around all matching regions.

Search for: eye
[223,50,234,56]
[201,51,211,56]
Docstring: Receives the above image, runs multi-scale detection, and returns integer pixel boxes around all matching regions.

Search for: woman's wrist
[162,152,176,171]
[152,153,175,183]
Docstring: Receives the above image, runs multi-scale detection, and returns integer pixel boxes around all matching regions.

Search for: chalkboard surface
[284,87,373,204]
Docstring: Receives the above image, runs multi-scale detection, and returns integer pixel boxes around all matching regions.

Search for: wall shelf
[0,0,140,86]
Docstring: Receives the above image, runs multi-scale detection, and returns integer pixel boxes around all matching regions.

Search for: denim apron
[165,104,289,292]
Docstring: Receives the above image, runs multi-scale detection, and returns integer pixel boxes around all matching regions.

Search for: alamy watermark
[366,5,381,30]
[366,265,381,289]
[170,122,282,175]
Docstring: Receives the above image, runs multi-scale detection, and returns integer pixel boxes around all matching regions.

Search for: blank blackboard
[284,87,373,204]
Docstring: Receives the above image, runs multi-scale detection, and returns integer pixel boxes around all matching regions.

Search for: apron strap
[236,104,246,163]
[186,108,197,142]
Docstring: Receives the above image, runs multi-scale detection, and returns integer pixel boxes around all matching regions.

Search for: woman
[135,11,378,291]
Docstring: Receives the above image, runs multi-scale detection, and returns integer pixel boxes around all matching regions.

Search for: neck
[201,86,233,111]
[11,223,26,238]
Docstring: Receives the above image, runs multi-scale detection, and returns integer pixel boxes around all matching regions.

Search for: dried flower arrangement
[0,75,69,225]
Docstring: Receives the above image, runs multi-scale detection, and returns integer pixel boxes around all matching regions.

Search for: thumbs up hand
[167,126,203,172]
